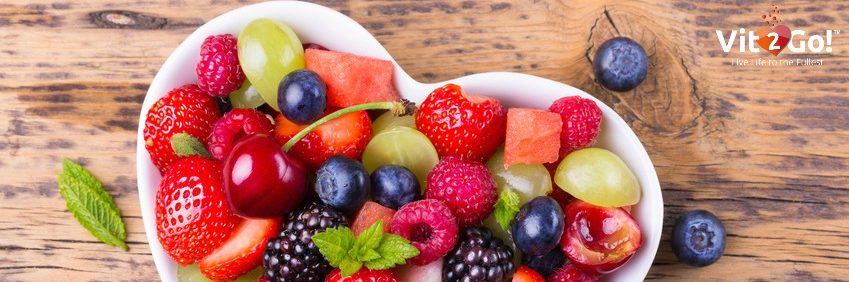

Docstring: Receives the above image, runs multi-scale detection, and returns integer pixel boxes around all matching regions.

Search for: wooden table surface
[2,0,848,281]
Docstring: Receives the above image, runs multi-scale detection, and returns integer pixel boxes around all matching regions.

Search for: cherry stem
[282,99,416,151]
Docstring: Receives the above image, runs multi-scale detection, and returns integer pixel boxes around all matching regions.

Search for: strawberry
[274,110,372,169]
[155,156,240,265]
[199,218,281,281]
[325,268,398,282]
[144,84,220,172]
[415,84,506,162]
[513,265,545,282]
[548,96,602,155]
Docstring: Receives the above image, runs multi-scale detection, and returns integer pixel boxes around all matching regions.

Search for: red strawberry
[155,156,240,265]
[144,84,220,172]
[415,84,506,162]
[199,218,281,281]
[548,96,602,155]
[425,156,498,227]
[326,268,398,282]
[274,110,372,169]
[196,34,245,97]
[513,265,545,282]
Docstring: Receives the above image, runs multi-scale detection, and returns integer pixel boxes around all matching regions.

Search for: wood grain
[1,0,848,281]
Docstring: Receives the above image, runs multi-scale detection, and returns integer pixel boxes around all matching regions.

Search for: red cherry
[223,134,306,218]
[559,200,642,274]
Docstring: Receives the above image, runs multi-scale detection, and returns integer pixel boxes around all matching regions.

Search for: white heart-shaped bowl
[136,1,663,281]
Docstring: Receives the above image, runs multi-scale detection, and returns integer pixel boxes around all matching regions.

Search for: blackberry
[443,227,515,282]
[522,247,566,277]
[262,202,348,281]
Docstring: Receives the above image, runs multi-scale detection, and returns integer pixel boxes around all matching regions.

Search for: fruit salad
[145,18,644,282]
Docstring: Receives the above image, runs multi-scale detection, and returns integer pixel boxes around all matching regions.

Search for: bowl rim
[136,1,663,281]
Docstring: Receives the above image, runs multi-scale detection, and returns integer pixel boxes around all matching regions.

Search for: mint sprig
[494,189,521,230]
[57,159,128,250]
[170,133,210,158]
[313,220,419,277]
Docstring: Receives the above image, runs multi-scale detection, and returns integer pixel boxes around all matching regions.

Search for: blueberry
[522,247,566,277]
[593,37,648,91]
[671,210,726,267]
[278,69,327,124]
[315,155,370,213]
[511,196,565,256]
[370,165,420,209]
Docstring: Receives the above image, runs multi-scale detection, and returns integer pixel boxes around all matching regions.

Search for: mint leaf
[365,234,420,270]
[316,221,418,275]
[357,248,381,262]
[58,159,127,251]
[170,133,210,158]
[312,227,355,267]
[339,259,363,277]
[354,220,384,251]
[494,189,520,230]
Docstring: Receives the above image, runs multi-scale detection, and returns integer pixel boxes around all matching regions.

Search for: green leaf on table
[170,133,210,158]
[58,159,127,251]
[494,189,521,230]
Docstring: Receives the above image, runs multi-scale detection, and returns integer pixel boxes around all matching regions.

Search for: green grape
[229,80,265,108]
[372,111,415,134]
[554,148,640,207]
[362,126,439,190]
[486,148,552,203]
[238,18,305,111]
[177,264,263,282]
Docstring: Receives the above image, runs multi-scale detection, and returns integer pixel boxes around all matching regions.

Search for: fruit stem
[282,100,416,151]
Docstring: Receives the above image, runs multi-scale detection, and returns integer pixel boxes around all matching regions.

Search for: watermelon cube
[305,49,400,108]
[351,201,396,236]
[504,108,562,167]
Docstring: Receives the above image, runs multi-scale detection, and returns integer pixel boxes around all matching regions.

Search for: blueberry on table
[593,37,648,91]
[370,165,420,209]
[672,209,726,267]
[315,155,370,213]
[278,69,327,124]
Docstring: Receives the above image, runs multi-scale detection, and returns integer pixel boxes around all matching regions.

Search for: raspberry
[548,96,602,155]
[325,268,398,282]
[548,264,598,282]
[390,199,458,266]
[196,34,245,97]
[425,157,497,227]
[207,108,273,160]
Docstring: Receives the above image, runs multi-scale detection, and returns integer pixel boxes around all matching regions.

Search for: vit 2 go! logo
[715,5,839,66]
